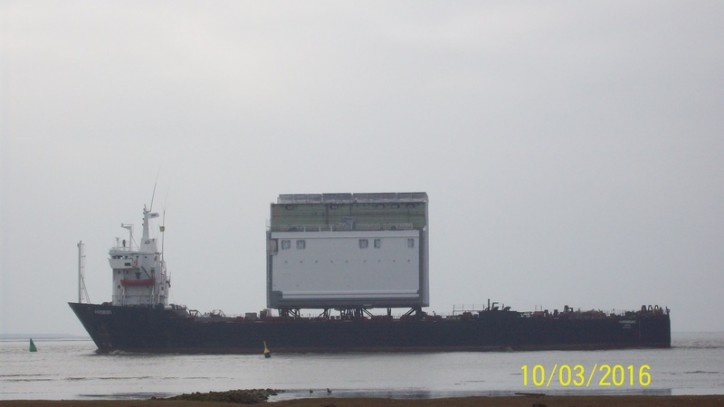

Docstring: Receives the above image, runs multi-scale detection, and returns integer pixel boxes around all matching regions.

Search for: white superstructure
[108,207,170,306]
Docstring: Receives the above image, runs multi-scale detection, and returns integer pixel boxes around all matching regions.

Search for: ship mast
[141,206,159,249]
[160,210,166,262]
[77,241,90,303]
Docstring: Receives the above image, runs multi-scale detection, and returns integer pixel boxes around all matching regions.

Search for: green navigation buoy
[29,338,38,352]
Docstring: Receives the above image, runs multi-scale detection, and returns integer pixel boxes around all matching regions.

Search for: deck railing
[269,222,414,232]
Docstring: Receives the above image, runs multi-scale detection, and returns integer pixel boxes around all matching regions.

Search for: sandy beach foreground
[2,395,724,407]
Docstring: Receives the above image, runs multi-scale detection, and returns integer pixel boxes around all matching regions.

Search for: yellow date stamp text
[520,364,651,387]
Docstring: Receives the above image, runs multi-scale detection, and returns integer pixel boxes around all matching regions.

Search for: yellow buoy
[263,341,271,358]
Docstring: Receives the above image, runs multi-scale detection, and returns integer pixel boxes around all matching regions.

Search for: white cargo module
[267,193,429,310]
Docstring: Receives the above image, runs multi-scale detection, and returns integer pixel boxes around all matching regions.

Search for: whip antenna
[149,182,158,212]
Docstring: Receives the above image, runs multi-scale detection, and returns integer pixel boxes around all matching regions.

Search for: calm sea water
[1,332,722,400]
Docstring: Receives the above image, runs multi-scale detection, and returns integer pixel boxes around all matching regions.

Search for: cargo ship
[69,193,671,353]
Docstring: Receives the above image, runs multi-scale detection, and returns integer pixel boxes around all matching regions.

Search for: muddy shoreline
[2,394,723,407]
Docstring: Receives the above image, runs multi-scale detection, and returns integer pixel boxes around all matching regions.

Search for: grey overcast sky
[1,1,723,335]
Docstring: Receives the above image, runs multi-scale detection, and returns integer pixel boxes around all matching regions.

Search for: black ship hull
[69,302,671,354]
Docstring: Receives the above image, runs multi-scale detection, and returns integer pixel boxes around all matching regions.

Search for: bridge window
[281,240,291,250]
[359,239,369,249]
